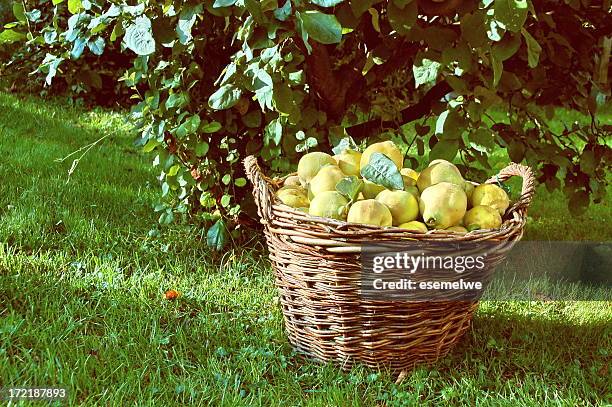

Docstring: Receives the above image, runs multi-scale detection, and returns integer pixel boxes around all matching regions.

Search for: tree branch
[306,43,360,119]
[346,80,452,140]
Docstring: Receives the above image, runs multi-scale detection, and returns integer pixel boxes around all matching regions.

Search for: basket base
[280,297,478,372]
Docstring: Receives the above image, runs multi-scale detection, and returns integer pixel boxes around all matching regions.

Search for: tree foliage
[1,0,610,248]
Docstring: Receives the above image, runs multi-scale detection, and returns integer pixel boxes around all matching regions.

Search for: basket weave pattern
[245,156,535,371]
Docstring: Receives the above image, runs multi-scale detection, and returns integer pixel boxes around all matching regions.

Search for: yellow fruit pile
[274,140,510,233]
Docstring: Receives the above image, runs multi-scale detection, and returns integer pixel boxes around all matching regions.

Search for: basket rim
[244,156,535,243]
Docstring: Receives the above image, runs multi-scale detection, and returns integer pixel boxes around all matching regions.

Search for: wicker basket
[244,156,535,372]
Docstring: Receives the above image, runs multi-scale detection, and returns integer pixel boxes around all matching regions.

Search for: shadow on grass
[0,94,158,252]
[436,304,609,400]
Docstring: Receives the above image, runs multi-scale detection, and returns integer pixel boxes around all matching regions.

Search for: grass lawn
[0,92,610,406]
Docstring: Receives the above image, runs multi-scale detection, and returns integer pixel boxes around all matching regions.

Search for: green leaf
[143,139,160,153]
[332,136,359,155]
[175,115,201,138]
[521,28,542,68]
[222,174,232,185]
[274,0,292,21]
[220,194,231,207]
[306,137,318,148]
[87,37,105,55]
[487,19,503,42]
[0,29,26,44]
[492,34,521,61]
[393,0,414,9]
[387,0,417,36]
[235,178,247,187]
[442,110,467,140]
[244,0,267,25]
[213,0,237,7]
[311,0,344,6]
[12,3,26,22]
[177,5,202,44]
[445,76,468,94]
[43,30,58,44]
[273,85,297,116]
[242,110,262,128]
[299,11,342,44]
[207,219,228,251]
[68,0,83,14]
[125,16,155,56]
[165,93,189,109]
[360,152,404,191]
[167,164,181,176]
[39,53,64,85]
[469,128,495,150]
[336,176,364,201]
[202,121,222,133]
[442,41,472,71]
[461,12,488,48]
[413,58,441,88]
[494,0,528,32]
[491,53,503,87]
[71,37,87,59]
[580,150,595,175]
[159,210,174,225]
[264,118,283,146]
[435,110,449,135]
[152,17,175,43]
[430,139,458,162]
[351,0,377,17]
[507,140,525,162]
[24,9,42,22]
[110,22,124,42]
[288,70,305,85]
[195,142,209,157]
[209,84,242,110]
[294,12,312,53]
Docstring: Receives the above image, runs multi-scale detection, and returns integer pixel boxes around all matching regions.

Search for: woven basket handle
[485,162,536,217]
[244,155,274,222]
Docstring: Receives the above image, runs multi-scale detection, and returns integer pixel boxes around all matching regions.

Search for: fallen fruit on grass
[417,160,464,192]
[164,289,180,300]
[360,141,403,170]
[309,191,349,220]
[471,184,510,216]
[297,152,337,183]
[463,205,502,230]
[398,221,428,233]
[419,182,467,229]
[375,190,419,226]
[347,199,393,227]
